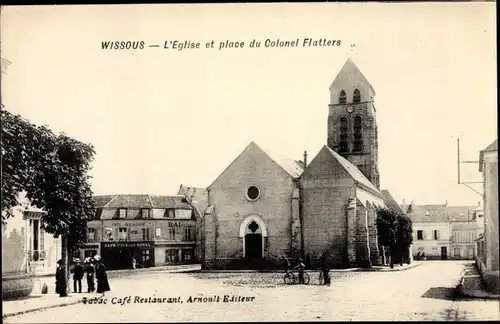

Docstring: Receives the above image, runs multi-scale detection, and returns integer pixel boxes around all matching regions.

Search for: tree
[376,207,414,268]
[1,106,95,287]
[376,208,398,268]
[396,214,413,265]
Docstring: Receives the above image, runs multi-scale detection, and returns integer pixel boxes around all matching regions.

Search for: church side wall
[301,180,355,268]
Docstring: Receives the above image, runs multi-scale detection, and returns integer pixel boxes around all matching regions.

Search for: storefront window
[165,249,180,263]
[84,250,97,259]
[182,249,192,261]
[142,249,151,267]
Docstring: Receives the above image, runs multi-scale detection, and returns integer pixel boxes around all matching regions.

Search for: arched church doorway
[245,221,262,258]
[239,214,268,259]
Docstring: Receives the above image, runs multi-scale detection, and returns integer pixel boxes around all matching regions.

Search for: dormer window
[118,208,127,219]
[338,90,347,104]
[353,89,361,103]
[141,208,150,218]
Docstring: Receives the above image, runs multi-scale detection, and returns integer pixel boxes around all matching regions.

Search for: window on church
[353,116,363,152]
[353,89,361,103]
[338,90,347,104]
[339,117,349,153]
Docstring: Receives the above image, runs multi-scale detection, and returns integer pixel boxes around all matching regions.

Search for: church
[201,59,393,270]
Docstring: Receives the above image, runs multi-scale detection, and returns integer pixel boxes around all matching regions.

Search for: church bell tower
[327,58,380,189]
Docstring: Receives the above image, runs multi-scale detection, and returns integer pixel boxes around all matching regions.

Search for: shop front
[101,241,155,270]
[154,243,196,266]
[77,243,100,261]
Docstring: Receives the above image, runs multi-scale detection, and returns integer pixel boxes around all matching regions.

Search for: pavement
[456,262,500,300]
[4,260,499,322]
[2,264,201,319]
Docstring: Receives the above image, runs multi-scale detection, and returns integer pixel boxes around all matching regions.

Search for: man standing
[73,258,84,293]
[320,255,331,286]
[55,259,68,297]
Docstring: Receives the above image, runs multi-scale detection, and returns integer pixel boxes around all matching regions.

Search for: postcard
[1,2,498,323]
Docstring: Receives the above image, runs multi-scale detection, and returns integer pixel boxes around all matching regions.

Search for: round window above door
[246,186,261,201]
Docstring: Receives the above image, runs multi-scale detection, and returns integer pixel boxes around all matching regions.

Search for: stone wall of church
[301,183,356,268]
[367,204,381,265]
[355,202,371,267]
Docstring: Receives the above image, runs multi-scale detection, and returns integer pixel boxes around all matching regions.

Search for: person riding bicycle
[282,256,291,274]
[294,258,306,284]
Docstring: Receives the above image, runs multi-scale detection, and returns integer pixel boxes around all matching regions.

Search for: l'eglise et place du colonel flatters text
[101,38,342,51]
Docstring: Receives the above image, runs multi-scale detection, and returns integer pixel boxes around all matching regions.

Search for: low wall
[475,256,500,294]
[2,272,35,300]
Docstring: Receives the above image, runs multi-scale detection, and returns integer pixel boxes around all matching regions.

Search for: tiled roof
[381,190,405,214]
[408,204,449,223]
[104,195,153,208]
[178,185,208,217]
[256,142,304,178]
[447,206,477,222]
[483,139,498,152]
[452,222,481,230]
[479,139,497,171]
[324,146,381,196]
[149,195,192,209]
[93,194,192,209]
[92,195,116,208]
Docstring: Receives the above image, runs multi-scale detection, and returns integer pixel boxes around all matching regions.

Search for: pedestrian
[73,258,84,293]
[85,258,96,293]
[55,259,68,297]
[132,257,136,270]
[320,255,331,286]
[294,258,306,284]
[94,255,111,295]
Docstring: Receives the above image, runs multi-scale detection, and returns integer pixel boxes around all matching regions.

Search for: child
[294,258,306,284]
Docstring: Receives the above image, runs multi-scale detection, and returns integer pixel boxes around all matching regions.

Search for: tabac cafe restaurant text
[76,194,199,270]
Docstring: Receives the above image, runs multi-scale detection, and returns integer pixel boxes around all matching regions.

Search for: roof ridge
[103,195,118,208]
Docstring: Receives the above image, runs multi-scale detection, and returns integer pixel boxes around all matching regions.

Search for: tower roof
[329,58,376,95]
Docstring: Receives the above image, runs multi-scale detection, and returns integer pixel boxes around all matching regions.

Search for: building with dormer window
[76,194,199,270]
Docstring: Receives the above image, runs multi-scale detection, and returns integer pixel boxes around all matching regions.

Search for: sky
[1,3,497,227]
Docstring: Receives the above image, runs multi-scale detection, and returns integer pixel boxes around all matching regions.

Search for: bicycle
[283,269,310,285]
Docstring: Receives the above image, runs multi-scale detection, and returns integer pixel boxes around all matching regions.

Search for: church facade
[202,59,388,270]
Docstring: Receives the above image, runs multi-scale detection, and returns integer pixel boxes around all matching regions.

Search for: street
[5,261,499,322]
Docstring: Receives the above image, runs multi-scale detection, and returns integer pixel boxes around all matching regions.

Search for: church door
[245,234,263,258]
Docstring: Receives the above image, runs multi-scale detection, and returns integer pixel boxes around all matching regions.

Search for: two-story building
[449,204,483,260]
[476,139,498,294]
[22,208,62,276]
[76,194,199,270]
[407,203,451,260]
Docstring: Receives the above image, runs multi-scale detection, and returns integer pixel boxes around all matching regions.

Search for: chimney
[303,151,308,168]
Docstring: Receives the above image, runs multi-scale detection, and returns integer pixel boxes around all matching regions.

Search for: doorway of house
[440,246,448,260]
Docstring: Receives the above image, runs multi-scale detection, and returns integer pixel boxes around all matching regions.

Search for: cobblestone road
[5,261,499,322]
